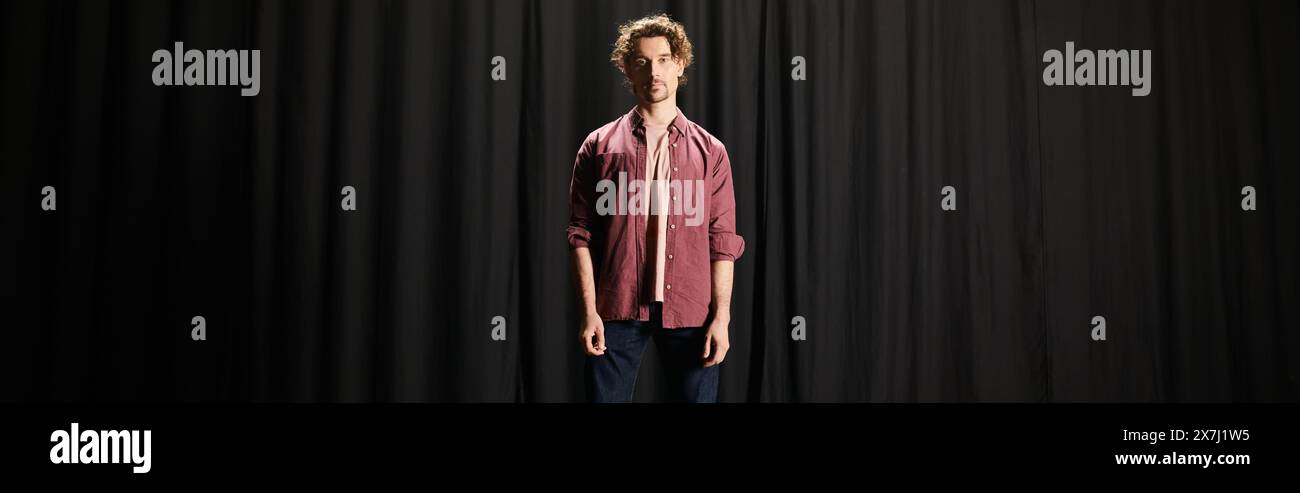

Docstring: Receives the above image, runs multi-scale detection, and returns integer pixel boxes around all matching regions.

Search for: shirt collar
[627,105,688,136]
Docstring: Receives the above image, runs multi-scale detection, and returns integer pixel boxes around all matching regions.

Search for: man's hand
[572,247,605,356]
[703,260,735,368]
[581,312,607,356]
[702,313,730,367]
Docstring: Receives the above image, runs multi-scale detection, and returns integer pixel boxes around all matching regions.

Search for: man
[566,14,745,403]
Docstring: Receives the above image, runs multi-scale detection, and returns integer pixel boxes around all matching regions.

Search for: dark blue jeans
[585,302,719,403]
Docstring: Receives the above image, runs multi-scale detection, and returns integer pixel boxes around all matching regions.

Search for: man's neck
[636,98,678,127]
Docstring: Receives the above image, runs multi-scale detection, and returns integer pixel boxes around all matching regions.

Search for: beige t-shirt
[643,126,672,302]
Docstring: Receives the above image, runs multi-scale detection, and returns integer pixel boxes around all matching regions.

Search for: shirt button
[666,284,672,290]
[672,196,677,201]
[673,167,678,172]
[672,143,677,148]
[670,224,676,229]
[668,254,673,260]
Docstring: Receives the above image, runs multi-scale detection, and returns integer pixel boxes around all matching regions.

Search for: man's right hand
[581,313,607,356]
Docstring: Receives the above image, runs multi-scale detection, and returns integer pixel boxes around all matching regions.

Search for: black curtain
[1,0,1296,402]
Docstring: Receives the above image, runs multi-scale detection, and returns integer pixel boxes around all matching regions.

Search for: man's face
[625,36,683,104]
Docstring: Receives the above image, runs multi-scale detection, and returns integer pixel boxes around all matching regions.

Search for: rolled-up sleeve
[708,144,745,262]
[567,134,596,249]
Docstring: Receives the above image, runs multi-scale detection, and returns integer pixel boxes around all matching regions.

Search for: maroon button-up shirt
[567,107,745,328]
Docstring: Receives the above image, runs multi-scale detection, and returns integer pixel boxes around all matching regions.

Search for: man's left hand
[702,315,730,368]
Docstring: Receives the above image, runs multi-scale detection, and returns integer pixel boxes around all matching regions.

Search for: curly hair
[609,14,694,88]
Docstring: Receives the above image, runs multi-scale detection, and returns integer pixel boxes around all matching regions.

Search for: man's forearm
[571,247,599,317]
[710,260,735,320]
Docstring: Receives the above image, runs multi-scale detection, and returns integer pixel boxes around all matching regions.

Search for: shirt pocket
[595,152,632,181]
